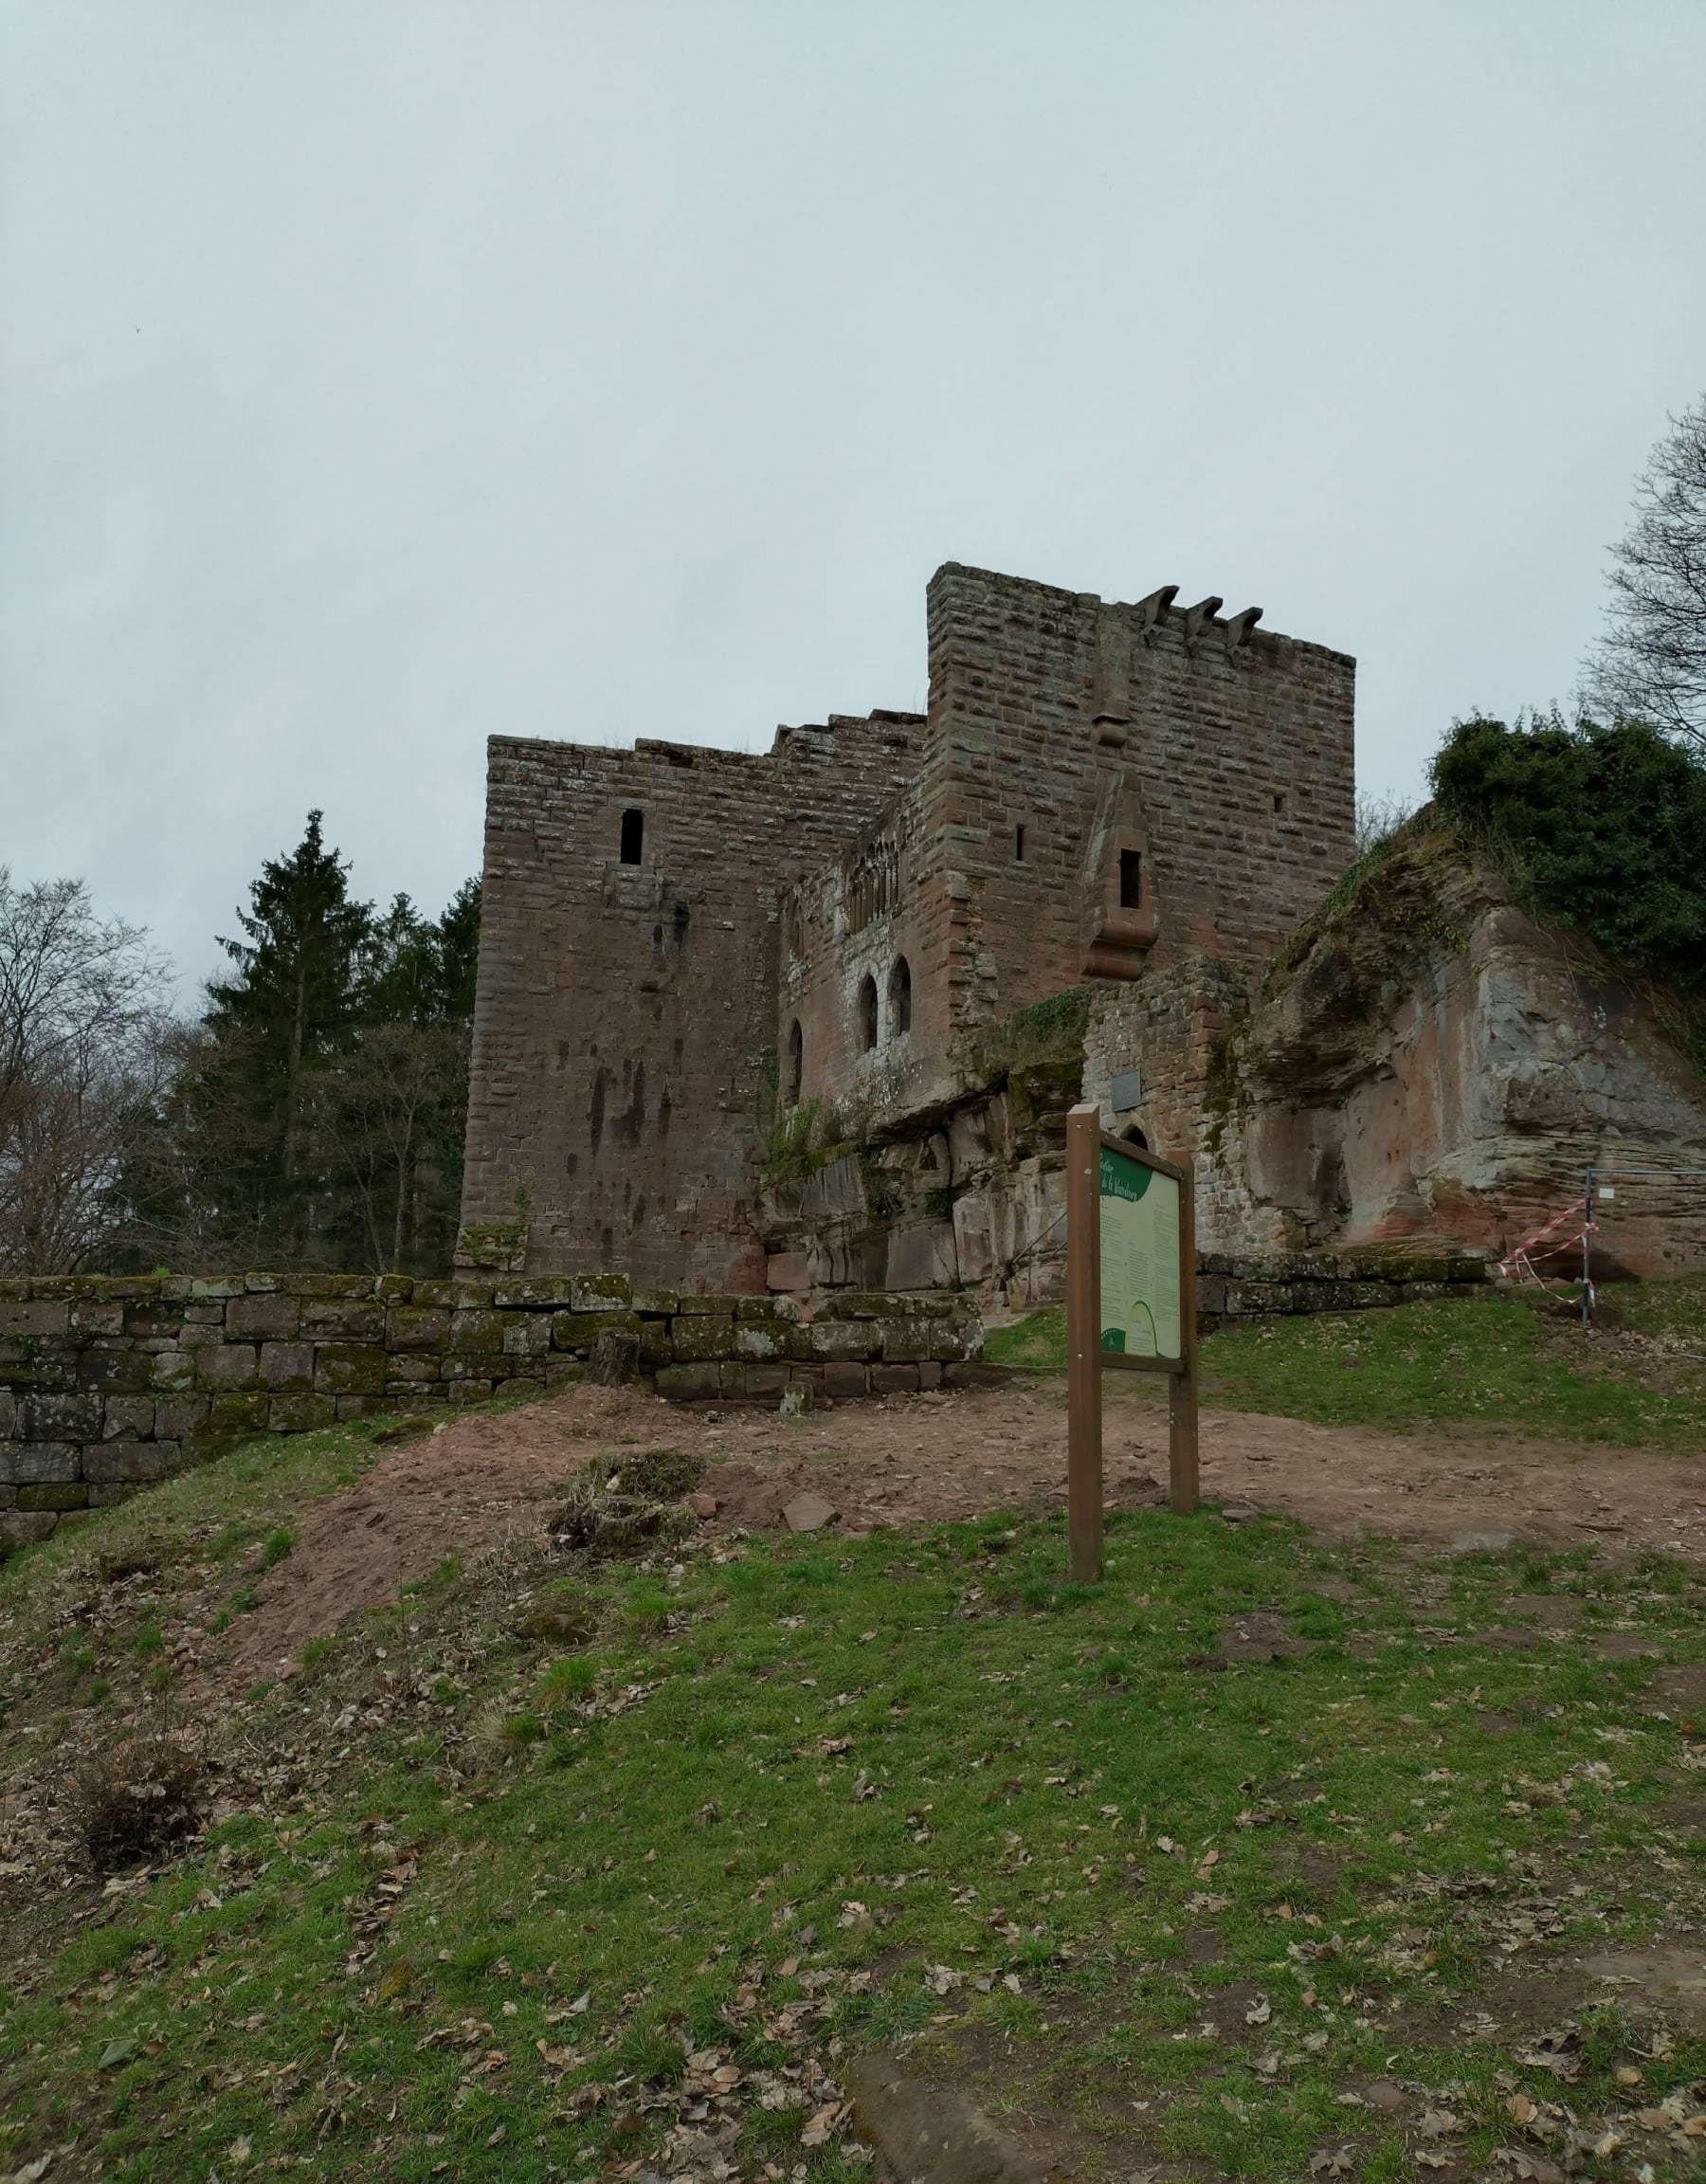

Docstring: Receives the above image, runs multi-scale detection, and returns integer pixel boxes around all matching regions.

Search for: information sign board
[1098,1144,1181,1364]
[1064,1103,1198,1581]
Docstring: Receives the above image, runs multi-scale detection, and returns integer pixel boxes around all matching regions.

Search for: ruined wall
[467,561,1355,1292]
[463,715,917,1284]
[0,1272,983,1553]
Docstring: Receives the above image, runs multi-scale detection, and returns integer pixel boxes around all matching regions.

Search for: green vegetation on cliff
[1430,712,1706,1001]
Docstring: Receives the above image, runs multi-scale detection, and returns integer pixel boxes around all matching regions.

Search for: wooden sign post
[1065,1101,1199,1582]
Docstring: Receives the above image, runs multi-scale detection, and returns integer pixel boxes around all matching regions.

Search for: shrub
[76,1733,205,1869]
[1430,712,1706,993]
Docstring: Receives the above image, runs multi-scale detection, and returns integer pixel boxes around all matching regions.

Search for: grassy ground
[984,1280,1706,1448]
[2,1412,1706,2181]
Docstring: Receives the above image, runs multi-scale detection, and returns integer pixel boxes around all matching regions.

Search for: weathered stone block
[448,1308,507,1355]
[571,1273,631,1311]
[0,1442,80,1485]
[655,1362,720,1400]
[314,1345,388,1395]
[871,1363,921,1394]
[501,1314,553,1359]
[387,1353,441,1382]
[0,1301,70,1338]
[675,1291,737,1317]
[546,1358,586,1392]
[742,1363,790,1399]
[631,1286,681,1317]
[154,1396,209,1440]
[737,1295,800,1323]
[278,1272,372,1299]
[807,1320,871,1360]
[491,1278,579,1308]
[197,1343,261,1392]
[669,1315,735,1362]
[822,1362,869,1399]
[17,1482,88,1511]
[637,1320,672,1369]
[444,1378,494,1403]
[550,1310,642,1353]
[86,1483,136,1507]
[335,1394,391,1421]
[80,1345,154,1392]
[21,1390,102,1441]
[734,1324,784,1361]
[259,1341,315,1391]
[227,1293,301,1341]
[176,1318,227,1346]
[267,1393,337,1432]
[186,1277,245,1300]
[83,1442,173,1484]
[0,1390,13,1438]
[301,1299,386,1341]
[375,1274,413,1301]
[123,1304,188,1339]
[765,1251,809,1294]
[68,1302,125,1337]
[209,1394,270,1437]
[151,1350,198,1393]
[386,1306,451,1351]
[0,1510,59,1554]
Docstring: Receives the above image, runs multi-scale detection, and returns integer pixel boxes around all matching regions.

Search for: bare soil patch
[191,1374,1706,1692]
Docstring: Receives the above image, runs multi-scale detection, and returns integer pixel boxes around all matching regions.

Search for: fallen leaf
[375,1956,411,2003]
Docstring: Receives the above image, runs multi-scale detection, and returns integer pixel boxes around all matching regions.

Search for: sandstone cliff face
[761,831,1706,1298]
[1195,834,1706,1278]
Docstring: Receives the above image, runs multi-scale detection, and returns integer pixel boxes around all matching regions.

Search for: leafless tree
[1582,394,1706,755]
[1352,790,1415,858]
[0,870,174,1272]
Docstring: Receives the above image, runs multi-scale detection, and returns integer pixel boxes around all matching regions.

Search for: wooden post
[1065,1101,1103,1583]
[1169,1155,1199,1514]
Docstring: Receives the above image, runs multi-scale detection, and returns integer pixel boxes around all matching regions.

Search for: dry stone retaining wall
[0,1273,982,1550]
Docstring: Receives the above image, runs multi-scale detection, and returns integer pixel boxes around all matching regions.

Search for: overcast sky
[4,2,1703,993]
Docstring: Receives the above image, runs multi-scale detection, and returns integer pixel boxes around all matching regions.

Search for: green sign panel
[1098,1145,1182,1361]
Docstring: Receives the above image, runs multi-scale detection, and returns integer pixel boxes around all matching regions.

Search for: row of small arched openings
[784,956,910,1104]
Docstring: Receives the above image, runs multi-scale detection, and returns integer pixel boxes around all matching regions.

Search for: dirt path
[208,1376,1706,1686]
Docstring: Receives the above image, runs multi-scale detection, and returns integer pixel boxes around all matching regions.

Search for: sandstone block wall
[778,566,1355,1139]
[0,1273,982,1552]
[463,562,1356,1287]
[462,714,918,1288]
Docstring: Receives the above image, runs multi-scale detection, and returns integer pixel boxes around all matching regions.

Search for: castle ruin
[459,562,1357,1293]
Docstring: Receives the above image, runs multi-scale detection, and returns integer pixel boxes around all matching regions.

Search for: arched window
[1121,1123,1149,1151]
[888,956,912,1037]
[620,809,644,864]
[857,974,879,1054]
[786,1019,803,1105]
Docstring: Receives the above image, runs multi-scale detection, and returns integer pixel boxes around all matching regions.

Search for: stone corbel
[1080,771,1159,980]
[1180,595,1224,652]
[1134,582,1179,648]
[1224,605,1263,654]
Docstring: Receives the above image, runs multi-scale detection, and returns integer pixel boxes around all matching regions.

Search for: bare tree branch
[1582,394,1706,754]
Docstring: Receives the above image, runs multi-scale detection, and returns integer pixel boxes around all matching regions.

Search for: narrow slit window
[620,808,644,864]
[1273,792,1286,816]
[1015,824,1026,863]
[786,1020,803,1105]
[1119,848,1142,910]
